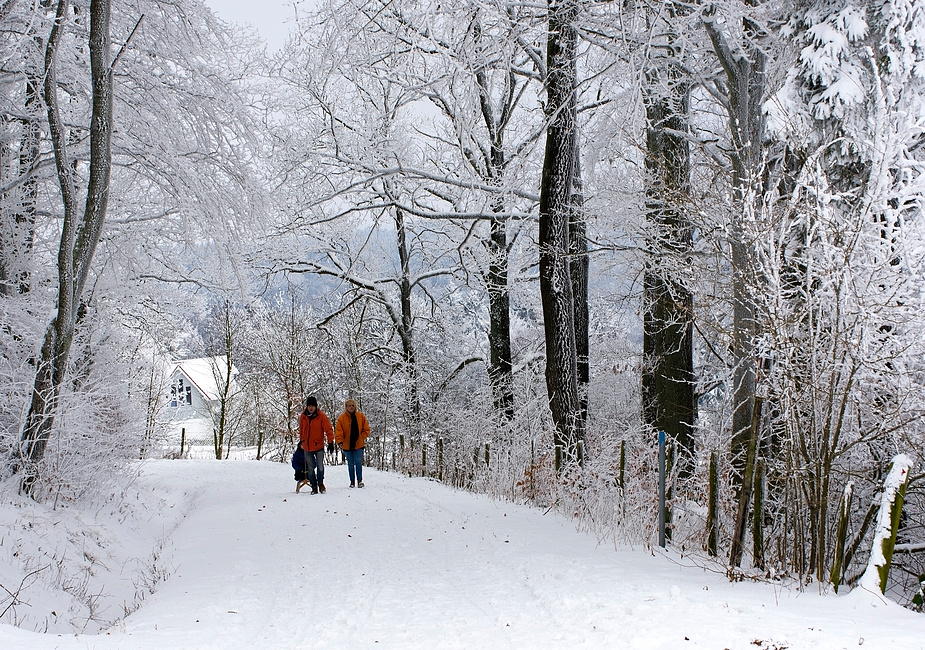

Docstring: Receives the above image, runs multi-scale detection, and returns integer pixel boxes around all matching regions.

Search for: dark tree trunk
[486,215,514,422]
[539,0,583,469]
[472,16,515,425]
[641,39,695,472]
[394,206,422,439]
[729,394,763,567]
[569,142,589,422]
[16,0,114,494]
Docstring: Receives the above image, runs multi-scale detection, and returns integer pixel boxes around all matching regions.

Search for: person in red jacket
[298,395,334,494]
[334,398,370,488]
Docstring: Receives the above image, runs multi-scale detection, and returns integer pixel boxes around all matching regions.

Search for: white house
[164,356,239,444]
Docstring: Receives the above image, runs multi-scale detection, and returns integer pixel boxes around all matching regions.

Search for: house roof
[171,357,238,401]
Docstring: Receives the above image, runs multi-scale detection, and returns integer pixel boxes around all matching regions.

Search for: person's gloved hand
[327,442,335,454]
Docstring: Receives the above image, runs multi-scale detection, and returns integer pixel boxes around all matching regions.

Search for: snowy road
[1,459,922,649]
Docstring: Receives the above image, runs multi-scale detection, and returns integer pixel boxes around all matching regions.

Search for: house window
[170,377,192,407]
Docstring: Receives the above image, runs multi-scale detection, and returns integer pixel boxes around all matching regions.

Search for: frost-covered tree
[367,0,546,427]
[14,0,119,493]
[751,0,925,583]
[702,0,772,566]
[0,0,51,298]
[539,0,584,470]
[2,0,266,497]
[638,1,697,474]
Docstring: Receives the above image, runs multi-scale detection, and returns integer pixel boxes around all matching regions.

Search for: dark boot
[310,485,318,495]
[319,482,326,494]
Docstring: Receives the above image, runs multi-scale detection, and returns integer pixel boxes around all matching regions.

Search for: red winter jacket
[299,409,333,452]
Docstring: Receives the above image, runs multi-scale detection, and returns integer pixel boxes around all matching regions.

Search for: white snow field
[1,459,923,649]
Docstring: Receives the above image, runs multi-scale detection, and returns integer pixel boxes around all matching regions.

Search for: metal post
[658,430,666,548]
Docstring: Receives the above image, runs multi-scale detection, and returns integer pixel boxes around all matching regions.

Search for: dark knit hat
[305,395,317,407]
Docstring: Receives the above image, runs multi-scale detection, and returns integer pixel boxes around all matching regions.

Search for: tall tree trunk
[641,22,695,472]
[471,16,515,425]
[569,141,589,424]
[539,0,583,470]
[394,205,421,440]
[730,394,763,567]
[16,0,114,494]
[703,10,767,498]
[486,215,514,422]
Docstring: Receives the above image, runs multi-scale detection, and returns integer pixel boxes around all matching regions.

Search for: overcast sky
[203,0,306,51]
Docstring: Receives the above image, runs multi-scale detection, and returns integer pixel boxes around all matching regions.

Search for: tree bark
[394,205,422,440]
[641,20,695,470]
[465,15,517,425]
[730,394,763,567]
[859,455,913,595]
[539,0,583,469]
[486,215,514,422]
[829,482,853,592]
[706,451,719,556]
[569,141,589,423]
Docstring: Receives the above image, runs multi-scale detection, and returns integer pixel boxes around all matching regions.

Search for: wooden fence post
[706,451,719,557]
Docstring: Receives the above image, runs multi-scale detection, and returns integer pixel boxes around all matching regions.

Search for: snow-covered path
[2,459,923,649]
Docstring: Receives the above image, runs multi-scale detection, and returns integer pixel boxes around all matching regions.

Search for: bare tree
[309,0,546,428]
[203,300,245,460]
[15,0,120,494]
[702,2,768,566]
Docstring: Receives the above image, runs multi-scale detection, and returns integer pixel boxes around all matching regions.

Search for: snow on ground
[1,459,923,649]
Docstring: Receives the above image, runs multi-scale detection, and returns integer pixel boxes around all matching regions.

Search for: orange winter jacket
[335,411,370,451]
[299,410,333,453]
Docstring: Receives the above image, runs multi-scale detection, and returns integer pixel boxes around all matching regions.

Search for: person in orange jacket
[298,395,334,494]
[334,398,370,488]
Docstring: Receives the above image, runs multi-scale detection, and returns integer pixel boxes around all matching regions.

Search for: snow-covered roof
[170,356,238,401]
